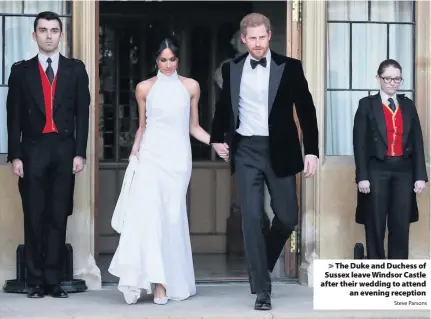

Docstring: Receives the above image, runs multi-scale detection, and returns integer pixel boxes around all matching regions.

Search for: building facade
[0,0,429,289]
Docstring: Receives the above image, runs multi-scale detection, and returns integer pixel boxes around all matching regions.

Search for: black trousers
[365,156,413,259]
[234,135,298,294]
[18,134,75,286]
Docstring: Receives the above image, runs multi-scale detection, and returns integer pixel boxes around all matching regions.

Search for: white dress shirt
[236,50,271,136]
[38,52,59,76]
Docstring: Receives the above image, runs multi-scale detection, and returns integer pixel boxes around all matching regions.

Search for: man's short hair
[34,11,63,32]
[240,13,271,35]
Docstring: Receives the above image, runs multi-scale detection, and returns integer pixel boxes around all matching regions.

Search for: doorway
[95,0,299,284]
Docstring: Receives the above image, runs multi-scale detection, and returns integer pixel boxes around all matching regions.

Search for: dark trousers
[234,135,298,294]
[18,134,75,286]
[365,156,413,259]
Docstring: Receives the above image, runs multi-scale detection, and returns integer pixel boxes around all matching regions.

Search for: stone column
[66,0,101,290]
[298,0,326,287]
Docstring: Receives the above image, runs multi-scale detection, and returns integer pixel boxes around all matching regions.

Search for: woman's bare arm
[131,79,154,155]
[183,77,211,145]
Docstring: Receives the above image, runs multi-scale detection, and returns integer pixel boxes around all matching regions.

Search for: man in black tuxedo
[210,13,319,310]
[6,11,90,298]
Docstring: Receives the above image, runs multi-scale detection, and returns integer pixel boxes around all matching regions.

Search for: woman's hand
[358,180,370,193]
[414,180,426,194]
[129,146,139,161]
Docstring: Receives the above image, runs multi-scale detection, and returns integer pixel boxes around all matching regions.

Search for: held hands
[12,159,24,178]
[358,180,370,194]
[212,143,230,162]
[414,180,426,194]
[73,156,85,174]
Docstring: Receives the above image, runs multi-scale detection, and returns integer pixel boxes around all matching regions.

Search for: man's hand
[73,156,86,174]
[12,159,24,178]
[304,155,317,178]
[358,180,370,193]
[414,180,426,194]
[212,143,230,162]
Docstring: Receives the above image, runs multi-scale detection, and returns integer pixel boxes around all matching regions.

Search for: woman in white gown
[108,37,224,305]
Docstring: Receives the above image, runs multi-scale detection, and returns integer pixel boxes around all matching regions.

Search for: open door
[284,0,303,278]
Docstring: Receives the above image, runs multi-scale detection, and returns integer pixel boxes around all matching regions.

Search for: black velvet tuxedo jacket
[210,51,319,177]
[6,54,90,162]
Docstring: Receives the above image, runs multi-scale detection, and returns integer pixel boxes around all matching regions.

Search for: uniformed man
[6,11,90,298]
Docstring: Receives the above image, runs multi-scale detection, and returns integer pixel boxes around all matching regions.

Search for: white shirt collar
[380,90,398,105]
[38,51,60,65]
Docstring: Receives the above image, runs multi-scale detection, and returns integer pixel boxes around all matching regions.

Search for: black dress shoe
[27,285,44,298]
[49,285,68,298]
[254,291,271,311]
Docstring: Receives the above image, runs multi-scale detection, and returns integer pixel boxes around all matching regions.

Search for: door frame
[92,0,304,280]
[94,0,100,261]
[283,0,303,278]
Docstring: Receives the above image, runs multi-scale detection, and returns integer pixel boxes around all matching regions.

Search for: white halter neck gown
[108,70,196,303]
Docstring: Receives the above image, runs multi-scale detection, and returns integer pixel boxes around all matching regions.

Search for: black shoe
[49,285,68,298]
[254,291,271,311]
[27,285,44,298]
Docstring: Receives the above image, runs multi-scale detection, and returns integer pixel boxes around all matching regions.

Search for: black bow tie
[250,57,267,69]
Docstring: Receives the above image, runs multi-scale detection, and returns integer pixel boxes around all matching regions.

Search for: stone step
[0,284,429,319]
[1,312,429,319]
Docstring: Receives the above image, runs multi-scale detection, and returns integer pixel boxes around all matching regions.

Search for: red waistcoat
[38,62,59,133]
[382,102,403,156]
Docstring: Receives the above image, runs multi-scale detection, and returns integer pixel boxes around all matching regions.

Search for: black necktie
[250,57,267,69]
[388,98,396,112]
[46,57,54,84]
